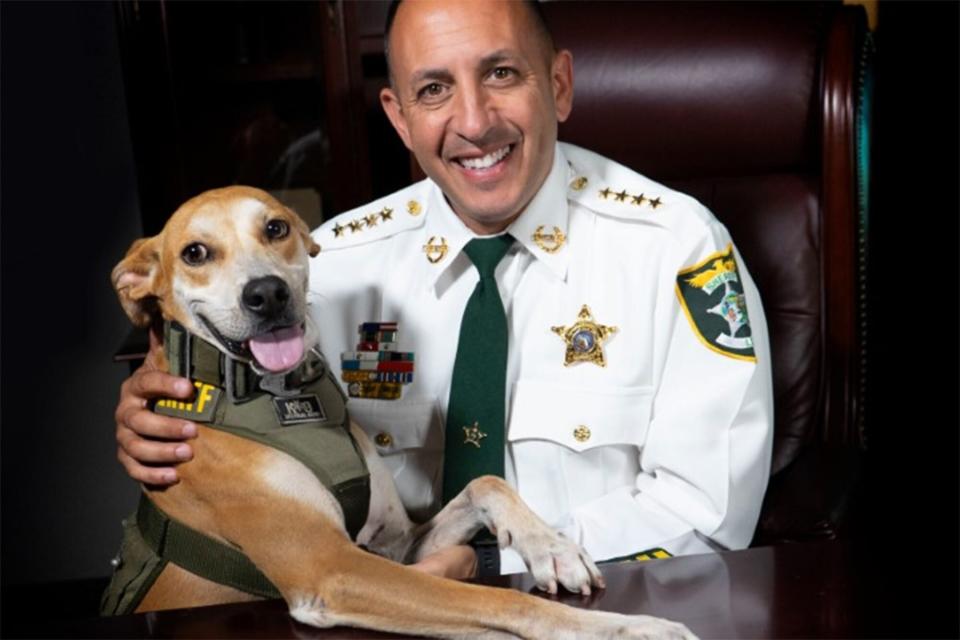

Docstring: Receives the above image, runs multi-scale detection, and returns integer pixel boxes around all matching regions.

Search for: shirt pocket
[508,379,655,452]
[347,395,442,522]
[348,396,442,454]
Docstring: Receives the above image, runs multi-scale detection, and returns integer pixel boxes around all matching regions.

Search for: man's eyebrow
[478,50,519,68]
[407,50,523,86]
[409,68,454,86]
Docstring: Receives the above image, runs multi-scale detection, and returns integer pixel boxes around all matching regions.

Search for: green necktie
[442,234,514,504]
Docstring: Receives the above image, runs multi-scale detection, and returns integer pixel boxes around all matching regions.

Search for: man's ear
[552,49,575,123]
[380,86,413,150]
[111,236,162,328]
[288,208,321,257]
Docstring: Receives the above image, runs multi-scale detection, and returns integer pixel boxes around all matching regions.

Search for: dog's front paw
[616,615,697,640]
[502,526,604,595]
[579,612,698,640]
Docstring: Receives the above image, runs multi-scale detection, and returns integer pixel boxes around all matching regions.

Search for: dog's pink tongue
[248,326,305,373]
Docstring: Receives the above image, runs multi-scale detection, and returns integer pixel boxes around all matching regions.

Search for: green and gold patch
[676,245,756,362]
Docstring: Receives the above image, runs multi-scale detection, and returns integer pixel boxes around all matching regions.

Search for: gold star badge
[599,187,612,199]
[649,197,663,209]
[631,193,647,206]
[348,220,363,233]
[380,207,394,221]
[365,213,379,227]
[551,305,618,367]
[332,222,345,237]
[463,422,487,448]
[614,189,628,202]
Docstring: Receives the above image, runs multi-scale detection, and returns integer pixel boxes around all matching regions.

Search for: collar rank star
[551,305,618,367]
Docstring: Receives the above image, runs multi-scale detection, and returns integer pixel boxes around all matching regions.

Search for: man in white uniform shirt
[114,0,773,579]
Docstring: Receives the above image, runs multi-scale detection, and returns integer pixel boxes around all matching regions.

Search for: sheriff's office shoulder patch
[676,245,756,362]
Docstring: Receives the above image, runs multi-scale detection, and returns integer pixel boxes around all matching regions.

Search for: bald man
[113,0,773,580]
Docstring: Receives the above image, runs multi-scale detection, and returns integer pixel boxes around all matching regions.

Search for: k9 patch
[675,244,756,362]
[273,395,327,426]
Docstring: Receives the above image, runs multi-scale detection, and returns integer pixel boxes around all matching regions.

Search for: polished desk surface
[62,541,867,638]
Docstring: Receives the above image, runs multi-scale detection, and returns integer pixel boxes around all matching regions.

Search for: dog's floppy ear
[111,236,163,327]
[289,208,321,257]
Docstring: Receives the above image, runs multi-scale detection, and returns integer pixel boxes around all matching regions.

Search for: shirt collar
[421,144,572,292]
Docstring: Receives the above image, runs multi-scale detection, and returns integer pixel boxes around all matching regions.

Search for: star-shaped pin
[599,187,612,199]
[380,207,394,221]
[649,197,663,209]
[614,190,628,202]
[332,222,345,237]
[348,220,363,233]
[463,422,487,448]
[551,305,618,367]
[631,193,647,206]
[365,213,379,227]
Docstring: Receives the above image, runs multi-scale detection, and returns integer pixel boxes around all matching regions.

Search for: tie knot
[463,235,514,279]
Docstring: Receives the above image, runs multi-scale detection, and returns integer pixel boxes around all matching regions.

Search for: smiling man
[114,0,774,581]
[379,0,571,236]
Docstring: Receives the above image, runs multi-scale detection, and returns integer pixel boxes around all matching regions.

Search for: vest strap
[136,494,281,599]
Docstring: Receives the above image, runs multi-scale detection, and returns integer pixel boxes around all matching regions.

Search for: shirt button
[574,425,591,442]
[375,433,393,447]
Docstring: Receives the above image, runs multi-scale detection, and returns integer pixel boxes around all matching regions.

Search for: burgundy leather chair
[541,1,872,545]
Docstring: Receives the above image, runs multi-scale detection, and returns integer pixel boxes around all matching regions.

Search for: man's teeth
[459,146,511,170]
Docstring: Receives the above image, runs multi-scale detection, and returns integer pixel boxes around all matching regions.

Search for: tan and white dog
[111,186,694,639]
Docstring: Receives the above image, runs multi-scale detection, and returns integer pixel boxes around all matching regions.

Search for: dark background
[1,0,957,636]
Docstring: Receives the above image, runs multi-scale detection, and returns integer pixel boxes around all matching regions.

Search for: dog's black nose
[242,276,291,319]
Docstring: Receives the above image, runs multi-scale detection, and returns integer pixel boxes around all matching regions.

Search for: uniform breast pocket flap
[509,380,654,453]
[348,396,440,454]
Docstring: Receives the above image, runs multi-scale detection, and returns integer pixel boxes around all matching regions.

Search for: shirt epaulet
[314,180,430,251]
[560,142,704,228]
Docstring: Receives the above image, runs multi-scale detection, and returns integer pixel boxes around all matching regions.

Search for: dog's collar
[163,320,326,403]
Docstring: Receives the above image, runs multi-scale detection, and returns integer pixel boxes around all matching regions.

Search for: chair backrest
[542,1,870,477]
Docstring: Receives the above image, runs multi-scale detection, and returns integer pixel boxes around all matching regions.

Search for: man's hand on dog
[409,545,478,580]
[115,330,196,485]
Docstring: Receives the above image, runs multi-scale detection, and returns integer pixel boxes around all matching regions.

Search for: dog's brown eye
[265,219,289,241]
[181,242,210,266]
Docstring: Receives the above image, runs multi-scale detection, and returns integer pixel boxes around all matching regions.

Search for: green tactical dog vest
[101,322,370,614]
[156,321,370,535]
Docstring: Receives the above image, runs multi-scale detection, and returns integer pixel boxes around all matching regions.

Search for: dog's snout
[242,276,291,319]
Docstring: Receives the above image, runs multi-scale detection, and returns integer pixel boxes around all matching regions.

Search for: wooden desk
[58,541,867,638]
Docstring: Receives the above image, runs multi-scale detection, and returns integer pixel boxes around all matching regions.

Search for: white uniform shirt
[310,143,774,573]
